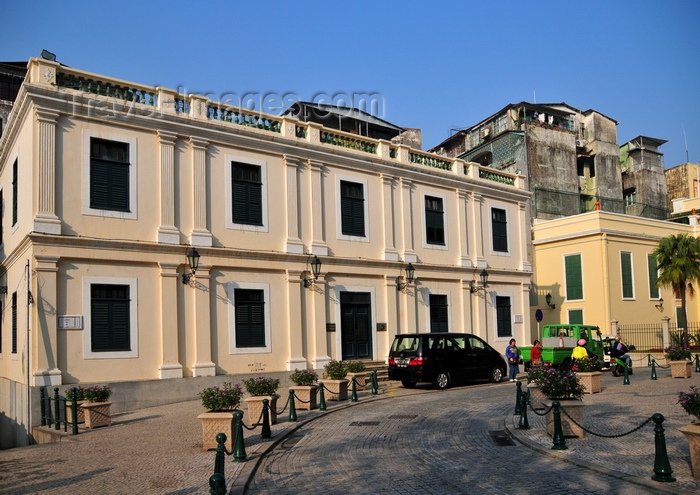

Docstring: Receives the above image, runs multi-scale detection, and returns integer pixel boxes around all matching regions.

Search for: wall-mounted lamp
[181,247,201,285]
[545,293,556,309]
[469,269,489,294]
[655,297,664,311]
[303,255,322,288]
[396,262,416,292]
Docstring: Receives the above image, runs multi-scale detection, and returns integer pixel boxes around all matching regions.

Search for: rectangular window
[568,309,584,325]
[429,294,448,332]
[232,162,263,226]
[565,254,583,300]
[12,159,17,227]
[90,138,130,211]
[340,180,365,237]
[90,284,131,352]
[496,296,512,338]
[0,189,4,245]
[621,252,634,299]
[235,289,266,347]
[648,254,660,299]
[11,292,17,354]
[491,208,508,252]
[425,196,445,245]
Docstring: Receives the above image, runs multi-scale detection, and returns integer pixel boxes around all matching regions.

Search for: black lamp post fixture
[182,247,201,285]
[469,269,489,294]
[655,297,664,311]
[396,262,416,292]
[545,293,556,309]
[303,255,322,288]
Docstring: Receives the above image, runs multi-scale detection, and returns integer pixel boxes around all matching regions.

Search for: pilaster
[191,265,215,377]
[189,137,212,247]
[284,155,304,254]
[157,130,179,244]
[159,262,183,379]
[33,109,61,235]
[33,256,61,386]
[308,160,328,256]
[381,174,398,261]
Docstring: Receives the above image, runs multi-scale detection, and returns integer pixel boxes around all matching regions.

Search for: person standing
[530,340,543,366]
[506,339,520,382]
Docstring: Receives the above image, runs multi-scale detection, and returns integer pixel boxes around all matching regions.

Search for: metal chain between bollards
[557,403,654,438]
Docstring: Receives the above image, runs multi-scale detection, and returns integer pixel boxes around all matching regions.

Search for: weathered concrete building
[665,162,700,216]
[619,136,668,219]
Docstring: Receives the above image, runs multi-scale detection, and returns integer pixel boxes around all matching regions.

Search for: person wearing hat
[571,339,588,360]
[611,336,632,368]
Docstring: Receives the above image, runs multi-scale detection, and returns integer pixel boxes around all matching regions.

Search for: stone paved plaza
[1,364,699,494]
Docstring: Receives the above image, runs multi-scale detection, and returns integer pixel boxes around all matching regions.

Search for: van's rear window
[391,337,419,353]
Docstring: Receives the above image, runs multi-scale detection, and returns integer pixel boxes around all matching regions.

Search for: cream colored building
[532,210,700,334]
[0,58,532,447]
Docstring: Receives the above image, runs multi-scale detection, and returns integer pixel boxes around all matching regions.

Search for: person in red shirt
[530,340,542,366]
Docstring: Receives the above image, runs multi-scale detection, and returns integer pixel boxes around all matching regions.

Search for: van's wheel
[401,380,417,388]
[490,366,505,383]
[434,371,450,390]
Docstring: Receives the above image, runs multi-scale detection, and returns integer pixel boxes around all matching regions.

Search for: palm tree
[652,233,700,348]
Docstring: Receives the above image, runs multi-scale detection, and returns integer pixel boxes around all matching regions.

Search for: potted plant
[666,346,693,378]
[197,381,243,451]
[81,385,112,429]
[243,377,280,426]
[346,361,370,389]
[573,357,603,394]
[289,368,319,411]
[535,368,586,438]
[65,386,86,424]
[319,360,349,401]
[525,364,548,409]
[679,385,700,479]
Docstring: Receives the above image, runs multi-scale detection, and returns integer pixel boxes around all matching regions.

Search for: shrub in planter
[290,369,318,386]
[679,385,700,422]
[198,382,243,412]
[65,386,86,402]
[243,377,280,396]
[535,368,584,401]
[346,361,366,373]
[666,346,692,361]
[323,359,347,380]
[573,357,602,372]
[83,385,112,403]
[527,363,549,384]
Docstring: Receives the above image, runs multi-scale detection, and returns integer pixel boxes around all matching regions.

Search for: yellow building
[532,210,700,334]
[0,58,532,447]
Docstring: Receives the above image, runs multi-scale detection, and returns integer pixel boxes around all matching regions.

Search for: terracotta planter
[544,399,585,438]
[66,400,86,424]
[576,371,602,394]
[347,372,370,389]
[680,423,700,479]
[289,385,318,410]
[82,402,112,429]
[669,360,692,378]
[319,379,349,401]
[197,411,240,451]
[244,395,278,426]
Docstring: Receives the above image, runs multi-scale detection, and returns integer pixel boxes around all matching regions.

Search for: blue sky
[3,0,699,167]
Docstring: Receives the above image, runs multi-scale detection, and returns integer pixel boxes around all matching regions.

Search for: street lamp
[545,293,556,309]
[303,255,323,288]
[397,262,416,292]
[182,247,201,285]
[470,269,489,294]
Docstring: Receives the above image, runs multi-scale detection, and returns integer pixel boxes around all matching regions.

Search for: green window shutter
[425,196,445,245]
[90,139,130,211]
[91,285,131,352]
[429,294,448,332]
[621,252,633,298]
[12,159,17,226]
[11,292,17,354]
[647,254,660,299]
[492,208,508,252]
[496,296,512,337]
[565,254,583,300]
[235,289,266,347]
[340,181,365,236]
[568,309,584,325]
[232,163,263,225]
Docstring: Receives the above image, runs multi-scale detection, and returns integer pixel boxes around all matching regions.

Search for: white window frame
[227,281,272,354]
[225,154,269,233]
[488,202,511,257]
[421,190,448,250]
[335,174,370,243]
[620,251,635,300]
[82,130,138,220]
[425,290,451,332]
[83,276,139,359]
[567,308,585,324]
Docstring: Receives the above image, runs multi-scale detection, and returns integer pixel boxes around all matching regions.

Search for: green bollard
[214,433,227,476]
[53,387,61,430]
[651,413,676,482]
[351,376,358,402]
[623,365,630,385]
[40,387,47,426]
[514,381,522,415]
[233,411,247,462]
[371,370,378,395]
[695,354,700,373]
[70,388,79,435]
[518,389,529,429]
[651,359,657,380]
[319,384,327,411]
[288,390,297,422]
[209,473,227,495]
[261,399,271,438]
[551,401,567,451]
[647,353,652,367]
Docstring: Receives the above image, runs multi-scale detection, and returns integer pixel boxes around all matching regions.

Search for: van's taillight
[408,356,426,366]
[388,357,396,365]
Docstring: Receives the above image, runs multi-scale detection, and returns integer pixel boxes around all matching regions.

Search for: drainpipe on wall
[25,259,31,446]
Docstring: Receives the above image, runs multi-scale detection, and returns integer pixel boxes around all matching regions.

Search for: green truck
[520,324,605,369]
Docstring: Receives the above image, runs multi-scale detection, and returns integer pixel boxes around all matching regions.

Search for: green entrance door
[340,292,372,360]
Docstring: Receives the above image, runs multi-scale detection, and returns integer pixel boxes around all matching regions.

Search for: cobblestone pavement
[0,363,698,494]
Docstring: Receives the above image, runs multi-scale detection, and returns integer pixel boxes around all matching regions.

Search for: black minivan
[388,333,507,389]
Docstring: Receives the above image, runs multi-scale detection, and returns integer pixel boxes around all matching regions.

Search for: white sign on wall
[58,315,83,330]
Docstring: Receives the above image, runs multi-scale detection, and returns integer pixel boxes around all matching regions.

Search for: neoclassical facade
[0,58,532,447]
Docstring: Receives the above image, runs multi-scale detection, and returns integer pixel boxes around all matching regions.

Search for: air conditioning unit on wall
[480,128,490,139]
[576,139,587,148]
